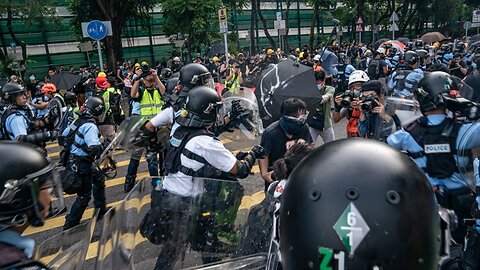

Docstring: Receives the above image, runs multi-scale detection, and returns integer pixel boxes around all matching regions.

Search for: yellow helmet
[134,63,140,68]
[97,71,107,78]
[141,61,148,66]
[212,56,220,62]
[267,49,274,55]
[277,48,281,52]
[295,48,300,52]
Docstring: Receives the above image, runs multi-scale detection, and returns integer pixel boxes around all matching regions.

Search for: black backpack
[109,89,123,124]
[367,59,381,80]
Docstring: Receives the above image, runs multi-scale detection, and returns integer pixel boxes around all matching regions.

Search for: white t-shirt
[163,135,237,197]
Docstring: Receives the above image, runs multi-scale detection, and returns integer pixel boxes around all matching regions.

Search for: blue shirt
[387,114,478,190]
[388,68,423,97]
[5,111,29,140]
[0,230,35,258]
[31,96,49,119]
[131,100,141,115]
[62,121,101,157]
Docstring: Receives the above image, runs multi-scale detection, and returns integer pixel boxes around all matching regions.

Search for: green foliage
[159,0,223,52]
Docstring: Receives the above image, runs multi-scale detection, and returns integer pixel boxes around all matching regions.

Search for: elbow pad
[236,153,256,179]
[87,144,103,159]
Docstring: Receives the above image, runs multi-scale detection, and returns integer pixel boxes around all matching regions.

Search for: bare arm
[258,155,273,184]
[131,79,140,99]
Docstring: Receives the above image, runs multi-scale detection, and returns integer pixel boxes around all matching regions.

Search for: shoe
[124,179,135,193]
[95,206,112,220]
[63,220,79,231]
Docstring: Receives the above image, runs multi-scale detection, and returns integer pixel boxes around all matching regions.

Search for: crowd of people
[0,34,480,269]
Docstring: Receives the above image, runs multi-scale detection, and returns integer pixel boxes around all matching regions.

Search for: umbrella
[463,71,480,103]
[207,43,226,58]
[396,37,410,44]
[420,32,447,43]
[50,72,81,91]
[372,38,390,50]
[319,49,338,76]
[470,34,480,45]
[380,40,406,52]
[255,58,322,127]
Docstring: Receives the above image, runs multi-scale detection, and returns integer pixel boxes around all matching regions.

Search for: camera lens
[341,97,351,108]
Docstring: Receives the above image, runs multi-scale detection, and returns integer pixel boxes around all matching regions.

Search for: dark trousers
[65,159,106,226]
[125,147,164,184]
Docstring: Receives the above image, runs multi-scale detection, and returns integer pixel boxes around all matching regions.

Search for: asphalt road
[31,118,348,269]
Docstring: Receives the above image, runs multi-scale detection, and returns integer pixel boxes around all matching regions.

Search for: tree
[68,0,156,71]
[0,0,58,63]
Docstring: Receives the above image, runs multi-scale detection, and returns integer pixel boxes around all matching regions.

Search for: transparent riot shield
[95,177,271,270]
[33,213,98,270]
[376,97,422,140]
[221,87,264,143]
[456,120,480,188]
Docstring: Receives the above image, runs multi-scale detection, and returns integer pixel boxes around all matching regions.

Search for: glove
[235,151,249,160]
[250,145,266,159]
[229,100,245,121]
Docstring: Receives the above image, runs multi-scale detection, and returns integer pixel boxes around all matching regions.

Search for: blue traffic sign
[86,20,107,41]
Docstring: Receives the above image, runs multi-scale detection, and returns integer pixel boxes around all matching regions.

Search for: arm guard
[87,144,103,160]
[18,131,57,143]
[236,152,256,179]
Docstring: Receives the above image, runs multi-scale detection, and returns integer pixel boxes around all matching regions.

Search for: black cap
[361,80,383,94]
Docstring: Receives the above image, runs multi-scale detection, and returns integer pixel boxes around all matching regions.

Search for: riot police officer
[387,51,423,98]
[61,97,108,230]
[333,53,356,93]
[387,71,477,243]
[278,139,442,269]
[1,83,57,144]
[124,63,215,192]
[149,86,264,269]
[0,141,65,269]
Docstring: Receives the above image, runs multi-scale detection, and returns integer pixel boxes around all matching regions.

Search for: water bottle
[155,179,162,191]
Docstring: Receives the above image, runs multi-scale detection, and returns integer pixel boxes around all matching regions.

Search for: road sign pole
[224,33,229,67]
[97,40,104,71]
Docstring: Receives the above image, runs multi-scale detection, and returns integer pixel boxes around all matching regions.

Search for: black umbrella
[255,58,321,127]
[463,72,480,103]
[396,37,410,44]
[50,72,81,91]
[372,38,390,50]
[207,43,226,58]
[470,34,480,44]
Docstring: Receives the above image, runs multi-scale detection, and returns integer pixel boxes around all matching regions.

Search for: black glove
[250,145,266,159]
[235,151,249,160]
[229,100,245,121]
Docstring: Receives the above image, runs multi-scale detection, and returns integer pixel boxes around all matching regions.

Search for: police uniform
[62,118,106,229]
[3,109,31,140]
[333,64,356,92]
[387,114,477,242]
[388,67,423,97]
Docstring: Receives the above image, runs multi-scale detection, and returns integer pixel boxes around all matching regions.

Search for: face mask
[279,115,306,135]
[30,76,35,81]
[473,63,477,69]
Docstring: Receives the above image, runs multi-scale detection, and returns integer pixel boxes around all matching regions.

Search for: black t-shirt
[260,121,312,190]
[260,121,312,168]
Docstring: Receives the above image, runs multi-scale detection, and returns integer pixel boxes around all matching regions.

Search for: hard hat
[41,83,57,93]
[212,56,220,62]
[377,47,386,54]
[267,49,274,55]
[313,55,321,61]
[97,71,107,78]
[295,48,300,52]
[134,63,140,68]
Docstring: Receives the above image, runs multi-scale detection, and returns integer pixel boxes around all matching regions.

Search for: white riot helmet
[348,70,370,87]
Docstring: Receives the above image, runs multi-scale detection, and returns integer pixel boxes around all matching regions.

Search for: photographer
[356,80,391,138]
[449,53,467,79]
[224,59,243,94]
[333,70,370,137]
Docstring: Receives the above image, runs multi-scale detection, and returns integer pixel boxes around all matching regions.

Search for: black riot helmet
[338,53,347,64]
[415,40,425,49]
[165,77,180,95]
[403,51,419,66]
[179,63,214,89]
[2,83,25,102]
[176,86,222,128]
[80,96,105,117]
[0,141,65,231]
[414,71,457,113]
[280,139,441,270]
[64,91,77,105]
[160,68,173,79]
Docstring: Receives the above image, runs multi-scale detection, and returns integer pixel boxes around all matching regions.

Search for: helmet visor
[24,162,65,223]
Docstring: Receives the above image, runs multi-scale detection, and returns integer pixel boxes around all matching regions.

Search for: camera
[340,90,360,108]
[443,95,480,121]
[140,63,152,77]
[360,95,379,112]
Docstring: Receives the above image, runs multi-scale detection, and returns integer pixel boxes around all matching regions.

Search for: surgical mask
[29,76,35,81]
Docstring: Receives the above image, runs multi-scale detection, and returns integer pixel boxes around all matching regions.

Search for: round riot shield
[221,87,264,143]
[44,98,64,130]
[376,97,422,140]
[456,120,480,188]
[95,177,271,270]
[34,214,97,270]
